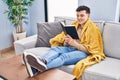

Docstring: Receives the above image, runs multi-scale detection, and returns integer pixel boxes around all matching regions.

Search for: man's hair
[76,5,90,14]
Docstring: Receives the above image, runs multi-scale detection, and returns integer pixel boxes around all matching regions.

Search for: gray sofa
[14,16,120,80]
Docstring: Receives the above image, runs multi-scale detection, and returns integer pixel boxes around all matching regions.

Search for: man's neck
[78,24,83,30]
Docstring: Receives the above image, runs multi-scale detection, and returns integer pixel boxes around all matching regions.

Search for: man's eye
[77,14,84,18]
[77,15,79,17]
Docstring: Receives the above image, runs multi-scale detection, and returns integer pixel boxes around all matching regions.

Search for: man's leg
[43,46,76,63]
[23,46,71,75]
[46,51,88,69]
[24,46,80,75]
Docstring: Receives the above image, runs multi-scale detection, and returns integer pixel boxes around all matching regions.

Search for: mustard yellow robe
[50,19,106,80]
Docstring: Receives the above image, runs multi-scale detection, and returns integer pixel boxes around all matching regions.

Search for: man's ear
[88,14,90,18]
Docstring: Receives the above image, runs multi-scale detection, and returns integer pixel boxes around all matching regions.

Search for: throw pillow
[36,21,63,47]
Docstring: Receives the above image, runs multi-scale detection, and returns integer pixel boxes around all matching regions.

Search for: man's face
[76,10,90,25]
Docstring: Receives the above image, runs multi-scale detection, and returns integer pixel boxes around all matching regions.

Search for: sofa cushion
[24,47,50,56]
[60,57,120,80]
[94,21,105,35]
[59,65,74,74]
[36,22,63,47]
[54,16,76,25]
[82,57,120,80]
[103,22,120,59]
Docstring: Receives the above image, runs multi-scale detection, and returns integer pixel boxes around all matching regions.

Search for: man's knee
[59,53,68,61]
[51,46,62,52]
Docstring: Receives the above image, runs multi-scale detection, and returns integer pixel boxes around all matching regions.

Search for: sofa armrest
[14,35,37,55]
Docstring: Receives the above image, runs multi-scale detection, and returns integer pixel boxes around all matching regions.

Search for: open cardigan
[50,19,106,80]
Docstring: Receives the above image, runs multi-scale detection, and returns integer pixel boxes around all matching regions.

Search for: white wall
[78,0,120,22]
[48,0,78,22]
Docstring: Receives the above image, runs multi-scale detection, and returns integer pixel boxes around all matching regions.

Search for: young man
[23,5,105,79]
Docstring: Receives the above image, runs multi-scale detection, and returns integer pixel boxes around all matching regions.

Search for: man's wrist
[76,43,82,50]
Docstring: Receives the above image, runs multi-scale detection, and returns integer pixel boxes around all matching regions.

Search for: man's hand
[64,35,88,53]
[64,35,79,47]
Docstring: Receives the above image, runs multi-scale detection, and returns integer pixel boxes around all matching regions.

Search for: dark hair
[76,5,90,14]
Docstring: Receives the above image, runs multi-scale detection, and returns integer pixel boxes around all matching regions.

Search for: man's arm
[65,35,89,53]
[76,43,89,53]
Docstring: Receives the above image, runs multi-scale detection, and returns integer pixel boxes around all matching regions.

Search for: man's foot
[24,52,47,73]
[23,53,39,77]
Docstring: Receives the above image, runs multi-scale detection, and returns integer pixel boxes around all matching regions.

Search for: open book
[60,22,79,39]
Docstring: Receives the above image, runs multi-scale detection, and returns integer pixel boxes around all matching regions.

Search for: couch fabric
[103,22,120,59]
[36,22,63,47]
[14,16,120,80]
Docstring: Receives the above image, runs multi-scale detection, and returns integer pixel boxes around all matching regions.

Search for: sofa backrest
[55,16,76,25]
[55,16,105,35]
[94,21,105,35]
[103,22,120,59]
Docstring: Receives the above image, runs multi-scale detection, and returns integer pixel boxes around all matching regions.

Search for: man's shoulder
[88,19,98,27]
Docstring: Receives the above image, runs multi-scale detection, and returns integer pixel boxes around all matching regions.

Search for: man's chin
[78,22,84,25]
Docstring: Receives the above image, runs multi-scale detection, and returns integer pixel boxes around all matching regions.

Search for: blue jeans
[43,46,88,69]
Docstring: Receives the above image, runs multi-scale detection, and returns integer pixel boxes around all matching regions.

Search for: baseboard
[0,46,13,54]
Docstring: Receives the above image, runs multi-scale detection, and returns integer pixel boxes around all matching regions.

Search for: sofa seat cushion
[59,65,75,74]
[24,47,50,56]
[60,57,120,80]
[82,57,120,80]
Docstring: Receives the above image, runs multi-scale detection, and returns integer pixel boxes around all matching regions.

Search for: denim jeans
[42,46,88,69]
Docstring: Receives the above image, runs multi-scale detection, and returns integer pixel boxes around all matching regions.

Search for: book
[60,22,79,39]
